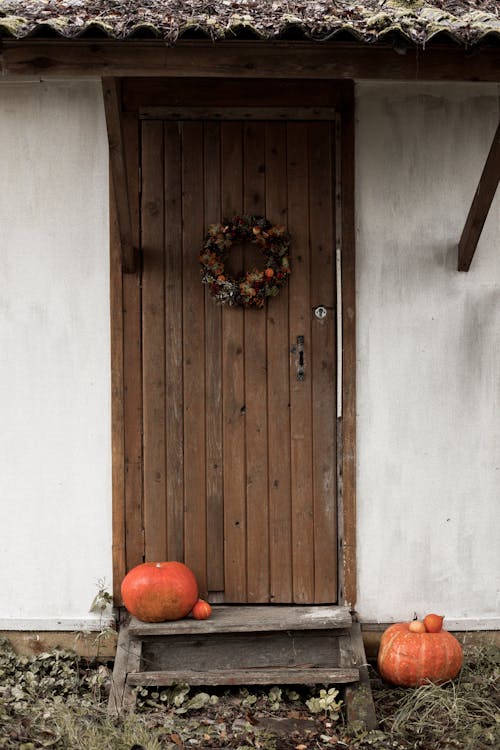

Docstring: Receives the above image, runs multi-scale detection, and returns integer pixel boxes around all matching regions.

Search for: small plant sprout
[89,578,113,616]
[306,687,343,720]
[88,579,115,658]
[267,686,283,710]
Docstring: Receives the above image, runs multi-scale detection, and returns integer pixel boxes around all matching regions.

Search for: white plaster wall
[0,80,112,629]
[356,82,500,628]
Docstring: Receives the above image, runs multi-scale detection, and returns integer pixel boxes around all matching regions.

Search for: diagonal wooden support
[102,77,137,274]
[458,119,500,272]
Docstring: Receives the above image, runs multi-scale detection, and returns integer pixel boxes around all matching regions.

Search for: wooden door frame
[108,78,356,609]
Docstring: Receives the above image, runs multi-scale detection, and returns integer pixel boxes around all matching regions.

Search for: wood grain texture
[102,77,136,273]
[124,79,348,112]
[131,105,344,605]
[339,84,357,608]
[122,112,144,573]
[110,175,126,602]
[266,122,292,603]
[163,121,185,563]
[142,630,341,671]
[108,623,142,713]
[221,121,247,602]
[309,122,337,603]
[140,106,338,121]
[343,620,378,730]
[129,605,352,635]
[287,122,314,603]
[3,42,498,82]
[127,666,358,686]
[141,120,167,562]
[182,122,208,595]
[203,122,224,592]
[243,121,270,602]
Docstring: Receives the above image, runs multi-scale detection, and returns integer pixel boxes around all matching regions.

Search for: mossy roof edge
[0,2,499,46]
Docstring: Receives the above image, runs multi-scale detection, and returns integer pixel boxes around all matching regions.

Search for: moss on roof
[0,1,499,45]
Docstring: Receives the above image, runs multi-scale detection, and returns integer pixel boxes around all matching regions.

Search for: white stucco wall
[0,80,112,629]
[355,82,500,629]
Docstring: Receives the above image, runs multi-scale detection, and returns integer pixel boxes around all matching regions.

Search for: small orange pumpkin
[192,599,212,620]
[408,619,426,633]
[424,613,444,633]
[378,620,463,687]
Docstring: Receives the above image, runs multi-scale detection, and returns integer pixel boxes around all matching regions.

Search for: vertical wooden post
[109,103,143,603]
[339,81,357,609]
[110,177,127,602]
[102,77,137,274]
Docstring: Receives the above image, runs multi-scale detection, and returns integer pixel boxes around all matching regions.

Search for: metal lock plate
[314,306,327,320]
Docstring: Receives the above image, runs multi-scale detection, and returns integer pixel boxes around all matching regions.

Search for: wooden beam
[2,41,499,82]
[102,77,137,274]
[458,119,500,271]
[126,667,360,686]
[139,105,338,120]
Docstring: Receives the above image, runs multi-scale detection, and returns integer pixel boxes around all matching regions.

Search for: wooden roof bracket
[102,77,137,274]
[458,119,500,272]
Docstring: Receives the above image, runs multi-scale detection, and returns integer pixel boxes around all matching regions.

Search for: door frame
[107,78,356,609]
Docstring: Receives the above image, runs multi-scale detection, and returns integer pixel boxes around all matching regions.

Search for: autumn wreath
[200,215,291,309]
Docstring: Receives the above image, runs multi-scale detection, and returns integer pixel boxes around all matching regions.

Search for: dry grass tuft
[373,644,500,750]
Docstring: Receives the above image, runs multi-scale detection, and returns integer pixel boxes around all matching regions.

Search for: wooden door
[140,116,337,604]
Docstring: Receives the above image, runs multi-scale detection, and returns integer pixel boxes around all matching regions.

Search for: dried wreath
[200,215,291,309]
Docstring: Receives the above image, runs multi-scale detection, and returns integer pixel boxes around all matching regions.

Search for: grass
[0,636,498,749]
[372,642,500,750]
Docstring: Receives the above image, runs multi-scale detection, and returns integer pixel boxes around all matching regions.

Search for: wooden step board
[110,605,376,728]
[129,604,353,635]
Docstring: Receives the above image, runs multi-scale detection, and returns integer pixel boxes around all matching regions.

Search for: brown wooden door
[140,117,337,604]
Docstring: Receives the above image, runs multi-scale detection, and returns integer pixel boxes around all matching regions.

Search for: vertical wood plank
[287,122,314,603]
[221,121,247,602]
[243,122,270,602]
[110,174,127,602]
[309,122,337,603]
[182,122,208,595]
[123,112,144,572]
[141,120,167,561]
[164,121,184,563]
[339,85,357,609]
[203,121,225,593]
[265,121,292,602]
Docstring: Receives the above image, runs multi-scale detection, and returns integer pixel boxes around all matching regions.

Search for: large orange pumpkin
[121,561,198,622]
[377,622,463,687]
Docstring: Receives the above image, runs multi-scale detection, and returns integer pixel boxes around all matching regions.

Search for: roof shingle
[0,1,499,45]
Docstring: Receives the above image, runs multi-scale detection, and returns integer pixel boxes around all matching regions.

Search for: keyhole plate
[314,306,327,320]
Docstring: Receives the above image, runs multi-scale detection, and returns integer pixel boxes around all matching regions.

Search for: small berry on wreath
[200,214,291,309]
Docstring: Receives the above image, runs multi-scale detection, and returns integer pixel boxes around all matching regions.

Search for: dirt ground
[0,637,498,750]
